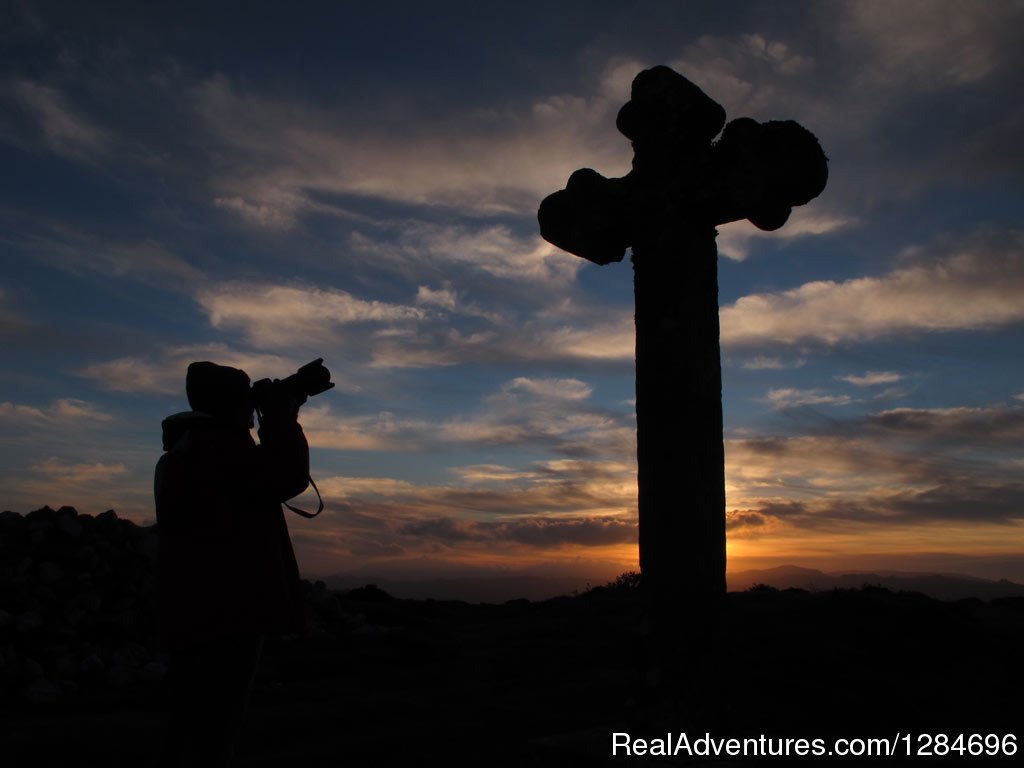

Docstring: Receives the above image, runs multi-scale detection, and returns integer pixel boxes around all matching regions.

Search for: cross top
[538,65,829,264]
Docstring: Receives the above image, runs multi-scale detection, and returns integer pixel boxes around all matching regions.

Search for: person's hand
[252,379,305,422]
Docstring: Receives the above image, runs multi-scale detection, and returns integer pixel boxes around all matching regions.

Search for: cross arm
[538,169,632,265]
[705,117,829,231]
[537,66,828,265]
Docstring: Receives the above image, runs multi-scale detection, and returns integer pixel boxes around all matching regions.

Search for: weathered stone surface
[106,663,134,689]
[0,505,347,708]
[539,70,827,268]
[616,65,726,149]
[23,678,62,705]
[710,117,828,230]
[16,611,43,634]
[141,660,167,683]
[55,512,83,539]
[22,657,44,681]
[538,169,630,265]
[79,652,106,679]
[0,507,162,706]
[37,561,63,585]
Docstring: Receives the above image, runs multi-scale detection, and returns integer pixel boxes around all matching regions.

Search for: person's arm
[254,397,310,503]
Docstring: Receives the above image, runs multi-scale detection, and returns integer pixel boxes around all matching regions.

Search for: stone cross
[538,65,827,610]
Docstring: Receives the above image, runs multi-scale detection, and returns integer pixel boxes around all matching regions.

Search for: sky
[2,0,1023,591]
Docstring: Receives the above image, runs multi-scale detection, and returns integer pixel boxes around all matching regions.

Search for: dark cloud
[729,391,1024,529]
[347,541,407,558]
[966,106,1024,178]
[400,515,636,548]
[496,517,636,547]
[400,517,479,543]
[755,500,811,520]
[883,481,1024,524]
[738,479,1024,530]
[867,405,1024,446]
[725,510,769,530]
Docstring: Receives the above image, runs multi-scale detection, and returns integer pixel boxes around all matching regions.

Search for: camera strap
[284,475,324,519]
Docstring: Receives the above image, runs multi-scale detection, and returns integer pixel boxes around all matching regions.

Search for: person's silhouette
[155,361,311,767]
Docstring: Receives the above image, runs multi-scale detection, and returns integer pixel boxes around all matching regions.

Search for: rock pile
[0,506,364,709]
[0,506,163,707]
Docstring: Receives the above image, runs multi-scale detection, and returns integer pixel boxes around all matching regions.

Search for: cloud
[717,210,855,261]
[664,26,870,150]
[190,269,634,370]
[725,398,1024,534]
[0,398,114,429]
[532,314,635,363]
[194,60,637,225]
[350,222,580,287]
[213,194,302,230]
[193,45,852,262]
[668,34,812,121]
[829,0,1024,190]
[197,282,428,349]
[504,377,592,401]
[665,8,1024,206]
[740,33,816,77]
[363,311,635,369]
[316,475,420,500]
[838,371,904,387]
[738,355,806,371]
[298,392,641,565]
[0,287,30,336]
[726,509,770,531]
[401,515,636,548]
[300,406,427,452]
[733,482,1024,534]
[0,399,148,516]
[866,404,1024,446]
[8,79,109,160]
[966,104,1024,178]
[191,279,587,369]
[450,464,540,484]
[297,376,633,459]
[1,457,141,516]
[837,0,1016,88]
[416,284,457,310]
[722,228,1024,346]
[29,457,127,484]
[81,239,203,287]
[318,460,636,518]
[1,213,205,289]
[77,343,301,395]
[765,388,852,410]
[435,378,634,457]
[309,456,638,561]
[880,481,1024,524]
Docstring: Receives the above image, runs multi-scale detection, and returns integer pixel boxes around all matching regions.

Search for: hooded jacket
[155,409,309,649]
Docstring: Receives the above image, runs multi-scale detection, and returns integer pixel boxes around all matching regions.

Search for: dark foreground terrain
[2,508,1022,766]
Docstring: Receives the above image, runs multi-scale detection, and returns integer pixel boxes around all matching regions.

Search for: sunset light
[2,0,1023,598]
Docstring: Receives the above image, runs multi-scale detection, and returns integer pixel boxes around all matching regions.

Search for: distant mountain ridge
[322,573,593,603]
[324,564,1024,603]
[728,564,1024,601]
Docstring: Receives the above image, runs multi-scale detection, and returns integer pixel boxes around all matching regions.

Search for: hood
[160,411,218,451]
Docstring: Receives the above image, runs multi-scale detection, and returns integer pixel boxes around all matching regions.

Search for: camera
[251,358,334,411]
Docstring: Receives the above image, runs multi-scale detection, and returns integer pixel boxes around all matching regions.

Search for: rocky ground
[2,507,1022,766]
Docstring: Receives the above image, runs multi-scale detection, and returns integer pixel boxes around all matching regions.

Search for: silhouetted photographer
[154,359,333,767]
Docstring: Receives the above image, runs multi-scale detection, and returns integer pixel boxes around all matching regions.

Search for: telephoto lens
[252,358,334,410]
